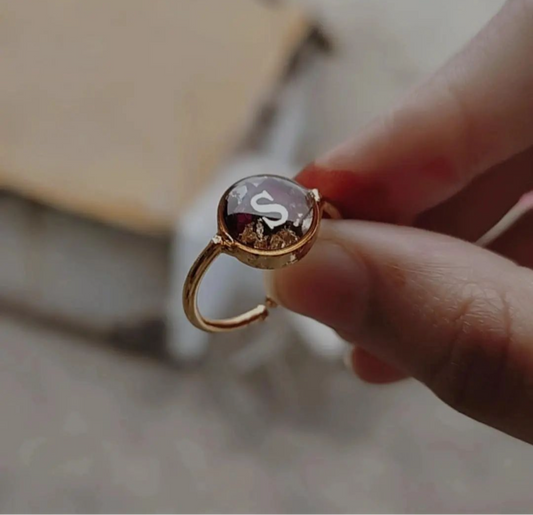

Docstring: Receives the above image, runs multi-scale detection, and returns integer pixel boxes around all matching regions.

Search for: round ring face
[221,175,316,253]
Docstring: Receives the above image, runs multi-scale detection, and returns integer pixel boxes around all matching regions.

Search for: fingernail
[264,237,367,333]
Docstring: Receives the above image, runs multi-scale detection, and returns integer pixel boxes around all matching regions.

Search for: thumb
[267,221,533,443]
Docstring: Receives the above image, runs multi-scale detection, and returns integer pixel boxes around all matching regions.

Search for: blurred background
[1,0,532,512]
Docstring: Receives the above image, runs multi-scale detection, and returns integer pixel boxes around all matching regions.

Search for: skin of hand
[266,0,533,444]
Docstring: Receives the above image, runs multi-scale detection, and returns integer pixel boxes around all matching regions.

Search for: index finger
[299,1,533,222]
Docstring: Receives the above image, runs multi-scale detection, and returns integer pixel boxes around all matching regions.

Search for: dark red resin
[223,175,314,250]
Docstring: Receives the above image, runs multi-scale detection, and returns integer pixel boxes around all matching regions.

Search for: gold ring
[183,174,340,332]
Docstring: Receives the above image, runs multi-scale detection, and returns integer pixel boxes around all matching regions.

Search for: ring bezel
[216,177,322,270]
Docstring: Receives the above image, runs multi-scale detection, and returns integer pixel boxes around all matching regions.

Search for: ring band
[183,174,340,333]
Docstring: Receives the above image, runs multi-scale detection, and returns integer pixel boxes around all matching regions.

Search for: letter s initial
[250,190,289,230]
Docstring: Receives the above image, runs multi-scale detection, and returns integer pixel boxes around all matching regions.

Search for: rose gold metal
[183,187,339,333]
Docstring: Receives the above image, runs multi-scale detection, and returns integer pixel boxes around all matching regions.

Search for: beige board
[0,0,309,234]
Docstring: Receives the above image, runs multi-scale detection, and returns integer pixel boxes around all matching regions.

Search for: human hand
[267,1,533,443]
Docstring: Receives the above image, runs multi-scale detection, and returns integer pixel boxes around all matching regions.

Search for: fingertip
[266,234,368,334]
[297,162,400,223]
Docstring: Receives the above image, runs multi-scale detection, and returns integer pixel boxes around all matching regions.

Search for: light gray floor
[2,1,533,513]
[1,314,532,513]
